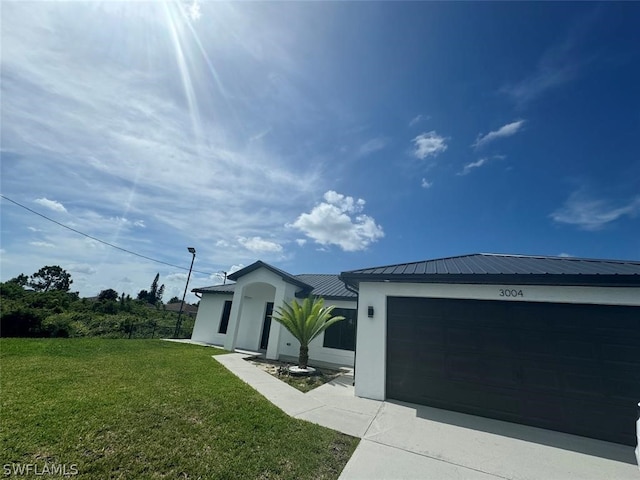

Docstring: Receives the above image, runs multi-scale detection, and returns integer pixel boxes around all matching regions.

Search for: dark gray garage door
[386,297,640,445]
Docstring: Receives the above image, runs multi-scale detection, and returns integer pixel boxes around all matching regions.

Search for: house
[191,261,357,367]
[339,253,640,446]
[165,302,198,317]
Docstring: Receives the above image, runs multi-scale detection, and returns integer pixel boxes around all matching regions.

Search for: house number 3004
[499,288,524,297]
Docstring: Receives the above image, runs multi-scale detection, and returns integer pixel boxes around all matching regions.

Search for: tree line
[1,266,197,338]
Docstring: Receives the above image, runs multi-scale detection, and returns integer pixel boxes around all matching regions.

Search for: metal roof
[193,266,355,300]
[294,274,356,299]
[340,253,640,287]
[192,284,236,295]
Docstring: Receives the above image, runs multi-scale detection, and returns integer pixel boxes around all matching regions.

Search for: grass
[0,339,359,479]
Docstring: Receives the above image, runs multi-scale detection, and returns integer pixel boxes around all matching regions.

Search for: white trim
[361,282,640,306]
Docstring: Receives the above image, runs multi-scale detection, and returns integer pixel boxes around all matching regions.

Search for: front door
[259,302,274,350]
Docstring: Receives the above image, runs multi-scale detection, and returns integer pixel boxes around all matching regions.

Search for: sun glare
[186,0,201,22]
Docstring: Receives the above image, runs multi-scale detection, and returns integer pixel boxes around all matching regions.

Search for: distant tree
[157,284,165,303]
[7,274,29,287]
[29,266,72,292]
[119,292,132,312]
[150,274,160,300]
[136,273,165,305]
[98,289,119,302]
[0,281,28,300]
[137,289,150,302]
[168,296,181,304]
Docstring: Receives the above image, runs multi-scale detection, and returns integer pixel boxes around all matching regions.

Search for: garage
[340,253,640,446]
[386,297,640,445]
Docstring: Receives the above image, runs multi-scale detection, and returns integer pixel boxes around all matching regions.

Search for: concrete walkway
[214,353,639,480]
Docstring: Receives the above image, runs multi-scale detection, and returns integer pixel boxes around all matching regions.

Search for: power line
[0,194,219,276]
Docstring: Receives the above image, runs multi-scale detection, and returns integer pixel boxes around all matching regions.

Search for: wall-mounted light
[367,306,374,318]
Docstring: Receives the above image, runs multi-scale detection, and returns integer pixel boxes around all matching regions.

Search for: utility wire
[0,194,219,277]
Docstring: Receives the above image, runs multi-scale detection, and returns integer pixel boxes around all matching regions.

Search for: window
[323,308,356,351]
[218,300,232,334]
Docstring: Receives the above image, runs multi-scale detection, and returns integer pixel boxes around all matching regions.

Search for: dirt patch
[246,357,343,393]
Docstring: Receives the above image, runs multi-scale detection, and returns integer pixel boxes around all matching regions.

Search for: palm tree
[271,296,345,369]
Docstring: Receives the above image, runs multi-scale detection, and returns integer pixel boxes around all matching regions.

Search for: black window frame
[218,300,232,334]
[322,307,356,351]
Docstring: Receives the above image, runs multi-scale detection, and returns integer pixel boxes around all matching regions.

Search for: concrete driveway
[214,353,639,480]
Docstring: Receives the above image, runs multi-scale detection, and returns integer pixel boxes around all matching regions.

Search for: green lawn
[0,339,359,479]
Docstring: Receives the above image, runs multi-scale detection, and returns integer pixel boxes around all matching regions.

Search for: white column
[266,283,297,360]
[354,284,387,400]
[223,284,245,351]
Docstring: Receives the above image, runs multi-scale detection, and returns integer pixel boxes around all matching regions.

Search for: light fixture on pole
[174,247,196,338]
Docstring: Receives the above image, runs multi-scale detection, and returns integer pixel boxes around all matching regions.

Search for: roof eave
[339,273,640,287]
[192,288,234,294]
[227,260,312,290]
[293,291,357,301]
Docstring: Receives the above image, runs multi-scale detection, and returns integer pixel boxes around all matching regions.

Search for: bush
[41,313,89,337]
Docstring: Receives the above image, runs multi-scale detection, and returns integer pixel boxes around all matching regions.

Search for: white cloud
[0,1,326,285]
[185,0,201,21]
[412,131,447,159]
[503,67,576,106]
[421,178,432,189]
[458,158,487,176]
[238,236,283,253]
[500,13,597,106]
[68,264,97,275]
[558,253,574,258]
[29,241,55,248]
[227,264,244,275]
[295,238,307,246]
[473,120,525,149]
[289,191,384,252]
[357,137,387,157]
[165,272,188,282]
[409,114,424,127]
[550,191,640,230]
[34,197,67,213]
[458,155,507,175]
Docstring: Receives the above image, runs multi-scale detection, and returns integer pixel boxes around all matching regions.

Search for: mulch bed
[246,357,343,393]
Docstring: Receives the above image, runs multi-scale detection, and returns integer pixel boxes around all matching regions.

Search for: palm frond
[271,295,345,348]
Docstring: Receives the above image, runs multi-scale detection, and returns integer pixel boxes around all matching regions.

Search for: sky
[1,1,639,302]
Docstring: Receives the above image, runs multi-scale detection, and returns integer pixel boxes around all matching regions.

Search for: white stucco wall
[191,293,233,345]
[235,282,276,351]
[355,281,640,401]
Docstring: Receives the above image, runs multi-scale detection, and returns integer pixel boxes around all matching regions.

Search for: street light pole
[174,247,196,338]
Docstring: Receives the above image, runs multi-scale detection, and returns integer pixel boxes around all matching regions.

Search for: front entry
[260,302,274,350]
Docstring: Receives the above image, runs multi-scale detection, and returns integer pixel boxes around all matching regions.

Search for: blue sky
[2,1,639,301]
